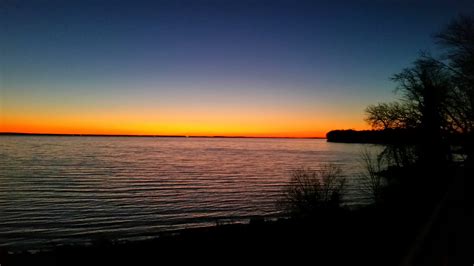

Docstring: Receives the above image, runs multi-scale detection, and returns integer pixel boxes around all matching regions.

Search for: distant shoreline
[0,132,326,140]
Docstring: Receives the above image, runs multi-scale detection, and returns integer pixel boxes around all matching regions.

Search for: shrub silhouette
[279,164,346,218]
[358,149,387,206]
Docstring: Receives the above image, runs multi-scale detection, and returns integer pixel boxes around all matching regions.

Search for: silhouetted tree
[392,58,451,165]
[434,15,474,162]
[364,15,474,164]
[365,102,418,130]
[363,58,450,167]
[359,149,386,206]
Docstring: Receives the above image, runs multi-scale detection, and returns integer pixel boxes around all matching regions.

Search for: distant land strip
[326,129,423,144]
[0,132,325,140]
[327,129,467,145]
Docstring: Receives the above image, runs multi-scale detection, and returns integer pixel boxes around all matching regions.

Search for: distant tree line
[326,129,423,144]
[326,128,467,145]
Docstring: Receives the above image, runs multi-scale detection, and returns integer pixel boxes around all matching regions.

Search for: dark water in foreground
[0,136,379,250]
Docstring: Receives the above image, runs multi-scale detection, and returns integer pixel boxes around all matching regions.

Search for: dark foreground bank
[0,208,461,265]
[0,209,418,266]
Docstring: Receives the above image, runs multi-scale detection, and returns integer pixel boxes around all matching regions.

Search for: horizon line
[0,132,327,140]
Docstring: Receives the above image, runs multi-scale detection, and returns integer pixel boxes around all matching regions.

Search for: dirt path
[401,167,472,265]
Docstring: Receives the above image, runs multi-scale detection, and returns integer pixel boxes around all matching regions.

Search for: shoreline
[0,206,426,265]
[1,215,281,254]
[3,167,469,265]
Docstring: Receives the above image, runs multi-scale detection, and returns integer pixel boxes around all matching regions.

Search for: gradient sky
[1,0,472,137]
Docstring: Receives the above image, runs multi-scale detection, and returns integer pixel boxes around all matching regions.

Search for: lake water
[0,136,379,250]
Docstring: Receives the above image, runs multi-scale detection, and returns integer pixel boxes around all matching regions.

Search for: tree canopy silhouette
[364,15,474,163]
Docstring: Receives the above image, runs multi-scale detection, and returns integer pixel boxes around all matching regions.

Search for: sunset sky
[1,0,472,137]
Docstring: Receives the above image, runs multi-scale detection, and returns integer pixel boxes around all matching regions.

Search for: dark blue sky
[1,0,473,136]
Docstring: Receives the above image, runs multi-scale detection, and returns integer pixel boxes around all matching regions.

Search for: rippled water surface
[0,136,379,250]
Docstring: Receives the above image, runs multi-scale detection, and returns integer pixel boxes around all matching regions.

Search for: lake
[0,136,379,250]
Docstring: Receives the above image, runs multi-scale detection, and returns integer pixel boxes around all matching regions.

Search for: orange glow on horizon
[0,115,369,138]
[1,92,370,138]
